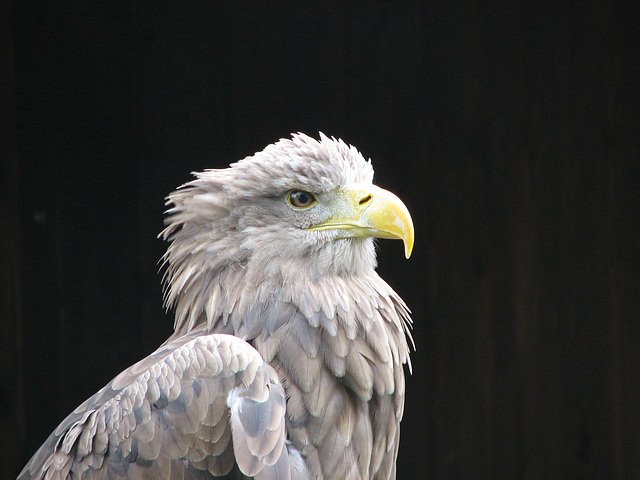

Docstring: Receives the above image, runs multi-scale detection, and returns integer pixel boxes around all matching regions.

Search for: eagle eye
[288,190,317,209]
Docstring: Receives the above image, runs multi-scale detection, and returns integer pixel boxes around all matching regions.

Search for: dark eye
[288,190,317,209]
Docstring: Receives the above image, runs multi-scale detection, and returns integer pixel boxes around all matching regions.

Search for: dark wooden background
[2,2,639,479]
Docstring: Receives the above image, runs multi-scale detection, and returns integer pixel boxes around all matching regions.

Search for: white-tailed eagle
[19,133,414,480]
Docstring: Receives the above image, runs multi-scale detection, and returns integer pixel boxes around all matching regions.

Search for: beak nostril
[359,194,372,205]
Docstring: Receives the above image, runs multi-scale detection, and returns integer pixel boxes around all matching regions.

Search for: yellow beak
[306,184,414,258]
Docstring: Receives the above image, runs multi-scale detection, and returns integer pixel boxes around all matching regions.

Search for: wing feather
[18,333,297,480]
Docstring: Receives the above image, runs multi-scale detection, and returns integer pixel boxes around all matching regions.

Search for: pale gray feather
[19,334,292,480]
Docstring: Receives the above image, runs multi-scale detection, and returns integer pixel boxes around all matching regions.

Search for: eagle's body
[19,133,414,480]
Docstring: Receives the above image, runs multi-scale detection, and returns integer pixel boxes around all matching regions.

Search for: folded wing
[18,333,295,480]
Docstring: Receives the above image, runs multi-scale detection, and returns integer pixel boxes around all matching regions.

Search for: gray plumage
[19,133,414,480]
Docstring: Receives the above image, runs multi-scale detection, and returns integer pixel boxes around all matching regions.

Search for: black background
[2,2,639,479]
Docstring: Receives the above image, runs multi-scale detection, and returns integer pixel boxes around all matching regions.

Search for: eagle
[19,133,414,480]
